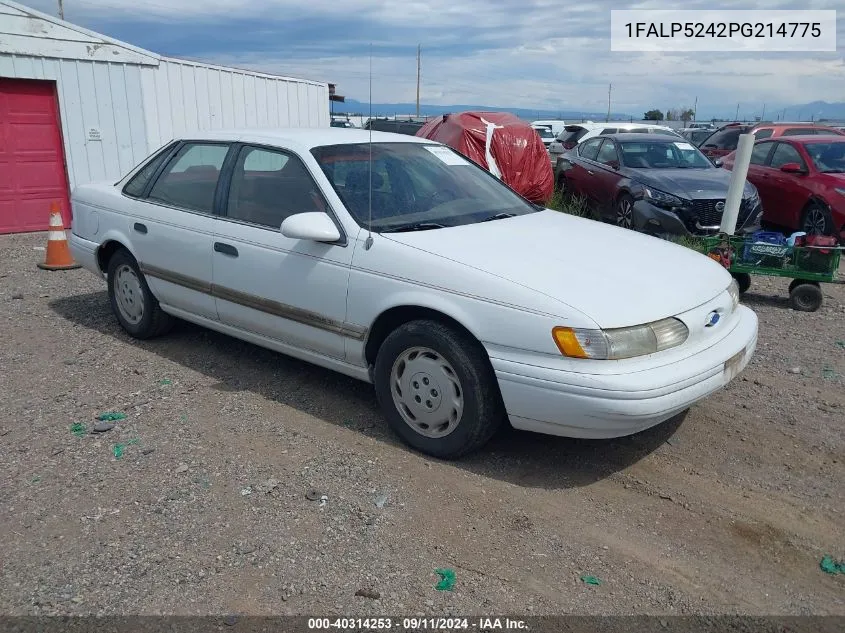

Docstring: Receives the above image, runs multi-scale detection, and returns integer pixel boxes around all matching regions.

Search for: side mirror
[606,160,620,170]
[280,212,341,242]
[713,158,723,167]
[780,162,805,174]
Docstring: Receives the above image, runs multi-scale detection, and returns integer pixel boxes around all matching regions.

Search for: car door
[744,140,776,205]
[123,141,231,320]
[763,141,811,229]
[563,137,603,200]
[591,138,623,217]
[211,143,352,360]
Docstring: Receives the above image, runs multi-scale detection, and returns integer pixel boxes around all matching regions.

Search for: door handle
[133,222,147,234]
[214,242,239,257]
[586,170,594,175]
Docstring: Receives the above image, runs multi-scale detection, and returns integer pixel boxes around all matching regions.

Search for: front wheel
[789,282,823,312]
[373,320,505,459]
[615,194,635,230]
[107,248,174,339]
[801,203,834,235]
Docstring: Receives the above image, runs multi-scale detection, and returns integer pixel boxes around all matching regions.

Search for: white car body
[69,128,757,452]
[548,122,682,165]
[531,120,567,137]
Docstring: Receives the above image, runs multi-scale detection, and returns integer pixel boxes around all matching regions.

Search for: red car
[699,123,844,160]
[720,136,845,239]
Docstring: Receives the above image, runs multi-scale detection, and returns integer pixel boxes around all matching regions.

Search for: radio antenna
[365,44,374,250]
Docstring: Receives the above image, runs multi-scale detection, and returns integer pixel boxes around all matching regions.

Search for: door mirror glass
[280,212,341,242]
[713,158,723,167]
[780,162,805,174]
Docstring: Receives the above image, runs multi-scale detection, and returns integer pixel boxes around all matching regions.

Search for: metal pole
[735,103,739,121]
[693,96,697,122]
[58,0,64,19]
[606,84,611,122]
[720,133,754,235]
[761,103,766,121]
[415,45,421,119]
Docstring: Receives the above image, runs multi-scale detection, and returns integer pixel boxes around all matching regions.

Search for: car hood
[632,168,754,199]
[383,210,732,329]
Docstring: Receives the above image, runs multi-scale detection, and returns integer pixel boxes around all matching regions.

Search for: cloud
[15,0,845,118]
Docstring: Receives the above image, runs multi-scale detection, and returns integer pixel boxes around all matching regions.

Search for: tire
[801,202,834,236]
[555,173,567,193]
[789,282,823,312]
[373,320,505,459]
[107,248,174,339]
[732,272,751,294]
[615,193,635,230]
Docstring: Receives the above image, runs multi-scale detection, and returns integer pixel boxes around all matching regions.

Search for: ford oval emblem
[715,202,726,212]
[705,311,721,327]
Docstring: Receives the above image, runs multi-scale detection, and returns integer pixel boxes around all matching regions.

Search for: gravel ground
[0,231,843,617]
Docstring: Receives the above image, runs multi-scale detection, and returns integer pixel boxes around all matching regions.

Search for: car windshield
[804,142,845,173]
[311,142,540,231]
[533,126,554,140]
[619,140,713,169]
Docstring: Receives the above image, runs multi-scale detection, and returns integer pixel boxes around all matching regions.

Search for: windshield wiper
[480,212,517,222]
[380,222,447,233]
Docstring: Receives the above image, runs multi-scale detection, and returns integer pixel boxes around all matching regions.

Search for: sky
[16,0,845,119]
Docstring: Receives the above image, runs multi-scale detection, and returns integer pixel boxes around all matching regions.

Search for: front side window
[147,143,229,213]
[226,146,327,229]
[769,143,806,170]
[750,142,773,165]
[311,142,538,232]
[596,140,618,165]
[122,142,177,198]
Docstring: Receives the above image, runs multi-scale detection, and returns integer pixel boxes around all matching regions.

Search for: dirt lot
[0,231,843,617]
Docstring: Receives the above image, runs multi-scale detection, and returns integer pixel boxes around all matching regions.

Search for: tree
[680,108,695,123]
[666,109,677,121]
[643,109,664,121]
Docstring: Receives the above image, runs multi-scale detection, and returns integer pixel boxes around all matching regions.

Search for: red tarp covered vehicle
[416,111,554,204]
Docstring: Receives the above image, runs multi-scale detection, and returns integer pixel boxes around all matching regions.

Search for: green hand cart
[690,234,844,312]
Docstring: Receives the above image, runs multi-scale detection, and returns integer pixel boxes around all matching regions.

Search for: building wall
[139,59,329,152]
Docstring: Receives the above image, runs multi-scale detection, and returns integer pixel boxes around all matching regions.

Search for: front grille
[691,199,724,227]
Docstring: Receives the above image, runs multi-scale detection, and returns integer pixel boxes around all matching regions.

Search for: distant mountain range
[336,99,845,123]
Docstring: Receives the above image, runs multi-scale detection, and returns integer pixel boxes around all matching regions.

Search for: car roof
[187,128,435,151]
[601,133,690,142]
[754,123,839,130]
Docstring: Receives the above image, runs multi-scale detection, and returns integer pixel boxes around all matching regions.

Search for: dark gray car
[555,133,763,236]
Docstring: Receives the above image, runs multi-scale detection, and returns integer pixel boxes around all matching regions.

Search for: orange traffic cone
[37,202,81,271]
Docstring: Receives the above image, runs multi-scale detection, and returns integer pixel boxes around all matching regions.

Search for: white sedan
[69,128,757,458]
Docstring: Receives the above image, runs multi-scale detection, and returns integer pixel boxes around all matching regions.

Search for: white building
[0,0,329,233]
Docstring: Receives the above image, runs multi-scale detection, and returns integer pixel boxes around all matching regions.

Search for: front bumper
[632,199,762,237]
[491,305,758,439]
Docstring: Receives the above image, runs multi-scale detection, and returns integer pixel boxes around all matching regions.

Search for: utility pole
[693,96,697,122]
[415,44,421,119]
[57,0,64,19]
[735,103,740,121]
[760,103,766,121]
[606,83,611,122]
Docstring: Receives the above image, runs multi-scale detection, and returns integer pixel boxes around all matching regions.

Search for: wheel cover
[389,346,464,439]
[803,208,826,234]
[617,198,634,229]
[114,264,145,325]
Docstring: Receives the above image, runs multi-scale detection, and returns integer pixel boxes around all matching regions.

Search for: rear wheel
[107,248,174,339]
[789,282,823,312]
[373,320,505,459]
[801,202,834,235]
[615,194,635,230]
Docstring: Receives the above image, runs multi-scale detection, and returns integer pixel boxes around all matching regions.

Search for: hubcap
[114,264,145,325]
[617,198,634,229]
[389,347,464,439]
[803,208,826,235]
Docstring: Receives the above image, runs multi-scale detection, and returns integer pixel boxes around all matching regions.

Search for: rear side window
[750,142,773,165]
[147,143,230,213]
[754,128,774,139]
[578,137,603,160]
[600,128,617,134]
[558,126,588,143]
[122,143,176,198]
[701,128,741,150]
[782,128,817,136]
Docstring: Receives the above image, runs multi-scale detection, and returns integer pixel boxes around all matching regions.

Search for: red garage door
[0,78,70,234]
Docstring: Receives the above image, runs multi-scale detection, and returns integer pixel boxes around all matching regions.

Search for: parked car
[531,124,556,150]
[417,111,553,203]
[68,129,757,458]
[719,135,845,239]
[531,119,567,137]
[364,117,425,135]
[699,123,844,160]
[687,122,715,130]
[330,119,357,128]
[680,128,715,146]
[548,122,681,166]
[555,133,763,236]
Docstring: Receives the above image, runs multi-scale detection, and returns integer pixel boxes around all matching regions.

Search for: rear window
[701,128,742,150]
[558,126,589,143]
[600,128,617,135]
[122,142,177,198]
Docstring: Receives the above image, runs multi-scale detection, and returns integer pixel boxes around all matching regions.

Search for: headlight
[552,317,689,360]
[744,186,759,203]
[727,278,740,311]
[643,187,685,209]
